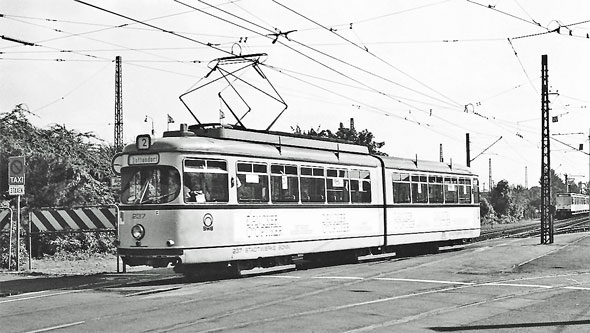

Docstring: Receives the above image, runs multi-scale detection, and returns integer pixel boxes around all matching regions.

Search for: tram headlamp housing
[131,224,145,241]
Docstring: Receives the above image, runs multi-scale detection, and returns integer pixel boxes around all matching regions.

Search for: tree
[489,179,512,217]
[291,121,387,155]
[1,105,115,208]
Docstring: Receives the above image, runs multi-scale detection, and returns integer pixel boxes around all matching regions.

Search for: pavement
[2,232,590,332]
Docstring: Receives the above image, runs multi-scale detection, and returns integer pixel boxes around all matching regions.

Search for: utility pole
[489,158,493,190]
[466,133,471,167]
[525,166,528,189]
[540,54,553,244]
[114,56,123,152]
[439,144,443,163]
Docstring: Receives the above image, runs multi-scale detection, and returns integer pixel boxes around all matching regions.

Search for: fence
[28,205,122,272]
[0,208,12,233]
[30,206,118,233]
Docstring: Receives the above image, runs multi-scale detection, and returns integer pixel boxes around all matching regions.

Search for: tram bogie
[113,124,480,277]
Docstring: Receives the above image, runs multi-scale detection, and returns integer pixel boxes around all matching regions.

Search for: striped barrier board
[30,207,118,233]
[0,209,12,232]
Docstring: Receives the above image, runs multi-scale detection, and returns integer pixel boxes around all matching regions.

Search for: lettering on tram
[245,214,282,239]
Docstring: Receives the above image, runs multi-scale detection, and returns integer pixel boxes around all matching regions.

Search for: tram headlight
[131,224,145,241]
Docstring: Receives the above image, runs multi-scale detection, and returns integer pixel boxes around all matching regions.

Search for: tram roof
[184,125,370,154]
[380,156,475,177]
[125,125,476,176]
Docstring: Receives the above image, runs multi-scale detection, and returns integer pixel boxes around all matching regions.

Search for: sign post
[8,156,25,270]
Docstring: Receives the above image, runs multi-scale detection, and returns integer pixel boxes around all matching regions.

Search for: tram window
[327,168,349,203]
[392,172,411,204]
[428,176,444,204]
[350,170,371,203]
[184,159,229,203]
[411,173,428,203]
[300,166,325,202]
[237,162,269,203]
[444,177,459,204]
[458,178,472,204]
[121,166,181,205]
[271,164,299,203]
[473,178,480,203]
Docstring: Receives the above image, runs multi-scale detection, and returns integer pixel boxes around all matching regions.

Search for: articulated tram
[112,124,480,276]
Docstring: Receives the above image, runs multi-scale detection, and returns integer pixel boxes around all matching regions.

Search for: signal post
[8,156,25,270]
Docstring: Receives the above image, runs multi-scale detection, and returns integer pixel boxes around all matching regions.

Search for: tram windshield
[120,166,181,204]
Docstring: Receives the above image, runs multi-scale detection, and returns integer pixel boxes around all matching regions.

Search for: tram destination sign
[8,156,25,196]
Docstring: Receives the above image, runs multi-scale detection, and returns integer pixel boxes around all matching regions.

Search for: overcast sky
[2,0,590,189]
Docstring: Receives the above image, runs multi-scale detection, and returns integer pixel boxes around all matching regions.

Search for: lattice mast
[540,54,553,244]
[114,56,123,152]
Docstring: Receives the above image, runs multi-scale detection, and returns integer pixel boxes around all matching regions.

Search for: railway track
[477,215,590,241]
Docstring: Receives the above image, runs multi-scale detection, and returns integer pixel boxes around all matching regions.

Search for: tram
[112,124,480,276]
[555,193,590,219]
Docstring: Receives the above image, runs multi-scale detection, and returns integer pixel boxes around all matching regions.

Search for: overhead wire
[188,0,464,111]
[465,0,543,28]
[272,0,463,109]
[73,0,235,57]
[1,11,212,66]
[506,38,539,95]
[178,0,535,148]
[33,61,112,113]
[263,64,464,143]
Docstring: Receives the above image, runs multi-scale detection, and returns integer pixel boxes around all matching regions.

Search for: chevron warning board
[0,209,12,231]
[30,207,118,233]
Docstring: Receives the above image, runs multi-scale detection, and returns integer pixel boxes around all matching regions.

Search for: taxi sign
[8,156,25,196]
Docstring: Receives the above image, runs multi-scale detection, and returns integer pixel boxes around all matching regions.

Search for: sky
[2,0,590,190]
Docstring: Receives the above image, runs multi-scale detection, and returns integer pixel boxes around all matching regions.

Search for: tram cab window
[271,164,299,203]
[300,166,325,202]
[350,170,371,203]
[392,172,411,204]
[327,169,349,203]
[428,176,444,203]
[237,162,269,203]
[121,166,180,205]
[458,178,472,204]
[444,177,459,204]
[183,159,228,203]
[411,174,428,203]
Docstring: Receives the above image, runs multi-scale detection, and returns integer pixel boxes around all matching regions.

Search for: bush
[34,232,116,258]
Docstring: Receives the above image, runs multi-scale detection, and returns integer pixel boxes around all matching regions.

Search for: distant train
[555,193,590,219]
[112,124,481,277]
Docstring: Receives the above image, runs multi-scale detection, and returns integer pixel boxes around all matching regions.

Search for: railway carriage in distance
[555,193,590,219]
[112,124,480,276]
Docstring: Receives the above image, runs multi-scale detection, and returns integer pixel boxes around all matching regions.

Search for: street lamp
[144,115,154,136]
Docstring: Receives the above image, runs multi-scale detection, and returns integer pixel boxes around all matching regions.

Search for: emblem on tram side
[203,213,214,231]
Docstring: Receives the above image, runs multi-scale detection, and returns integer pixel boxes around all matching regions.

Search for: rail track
[477,215,590,241]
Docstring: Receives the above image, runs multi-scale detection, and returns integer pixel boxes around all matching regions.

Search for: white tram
[112,124,480,276]
[555,193,590,219]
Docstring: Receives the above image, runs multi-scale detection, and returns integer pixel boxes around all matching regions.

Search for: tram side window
[327,169,349,203]
[473,178,480,203]
[428,176,444,203]
[392,172,411,203]
[300,166,325,202]
[444,177,459,204]
[183,159,229,203]
[458,178,472,204]
[350,170,371,203]
[411,174,428,203]
[237,162,269,203]
[271,164,299,203]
